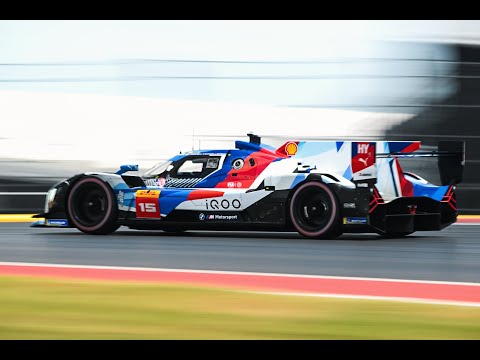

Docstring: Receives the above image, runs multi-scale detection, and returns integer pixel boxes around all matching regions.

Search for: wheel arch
[285,174,341,226]
[64,173,118,221]
[286,176,343,238]
[66,174,121,234]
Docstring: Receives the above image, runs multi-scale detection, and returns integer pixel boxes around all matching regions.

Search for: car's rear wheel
[67,177,119,235]
[289,181,341,239]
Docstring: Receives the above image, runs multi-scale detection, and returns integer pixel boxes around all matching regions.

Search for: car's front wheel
[289,181,341,239]
[67,177,120,235]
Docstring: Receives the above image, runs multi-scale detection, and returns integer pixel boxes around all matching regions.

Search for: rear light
[441,185,457,211]
[369,187,384,214]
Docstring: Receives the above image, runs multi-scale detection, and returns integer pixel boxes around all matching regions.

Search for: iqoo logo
[206,199,241,210]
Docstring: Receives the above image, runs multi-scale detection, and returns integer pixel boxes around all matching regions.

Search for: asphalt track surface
[0,223,479,283]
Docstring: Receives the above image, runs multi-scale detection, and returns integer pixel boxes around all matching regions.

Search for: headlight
[44,188,57,213]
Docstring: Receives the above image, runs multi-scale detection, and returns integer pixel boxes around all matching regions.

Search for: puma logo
[359,158,368,167]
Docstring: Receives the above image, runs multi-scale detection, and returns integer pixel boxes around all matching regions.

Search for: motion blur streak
[1,262,479,306]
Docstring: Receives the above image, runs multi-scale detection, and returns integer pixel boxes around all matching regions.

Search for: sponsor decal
[202,214,238,221]
[213,215,238,220]
[136,190,160,198]
[46,219,69,227]
[358,143,369,154]
[285,142,298,156]
[205,199,241,210]
[343,203,356,209]
[352,142,376,177]
[199,213,205,221]
[227,182,243,188]
[136,190,161,218]
[356,183,368,188]
[117,190,124,207]
[343,217,368,225]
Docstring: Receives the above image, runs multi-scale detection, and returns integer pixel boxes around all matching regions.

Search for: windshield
[143,160,173,178]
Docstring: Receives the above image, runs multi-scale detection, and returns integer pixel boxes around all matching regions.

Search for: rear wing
[377,140,465,185]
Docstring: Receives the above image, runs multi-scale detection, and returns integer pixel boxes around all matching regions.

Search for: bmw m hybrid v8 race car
[32,134,465,239]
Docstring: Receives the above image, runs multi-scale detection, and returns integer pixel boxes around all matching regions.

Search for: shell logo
[285,142,298,156]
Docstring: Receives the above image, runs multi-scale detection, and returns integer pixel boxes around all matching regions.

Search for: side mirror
[115,164,139,175]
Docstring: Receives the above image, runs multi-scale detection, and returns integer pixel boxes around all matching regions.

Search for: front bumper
[30,218,70,228]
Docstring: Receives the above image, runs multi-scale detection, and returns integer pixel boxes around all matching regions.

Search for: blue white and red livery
[33,134,465,238]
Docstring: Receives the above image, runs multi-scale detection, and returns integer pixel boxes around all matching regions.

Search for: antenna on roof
[247,133,261,145]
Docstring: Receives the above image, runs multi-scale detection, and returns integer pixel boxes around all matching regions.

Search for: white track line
[252,291,480,308]
[0,261,479,286]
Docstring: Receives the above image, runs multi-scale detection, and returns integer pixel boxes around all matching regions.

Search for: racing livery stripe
[159,189,192,216]
[386,141,421,153]
[395,157,414,197]
[187,190,225,201]
[400,141,421,153]
[215,148,281,189]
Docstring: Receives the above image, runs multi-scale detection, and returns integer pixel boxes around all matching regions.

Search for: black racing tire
[67,177,120,235]
[289,181,341,239]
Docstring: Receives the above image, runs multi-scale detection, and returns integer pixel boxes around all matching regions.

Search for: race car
[32,134,465,238]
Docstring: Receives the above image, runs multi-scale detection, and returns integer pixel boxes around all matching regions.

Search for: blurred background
[0,20,479,214]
